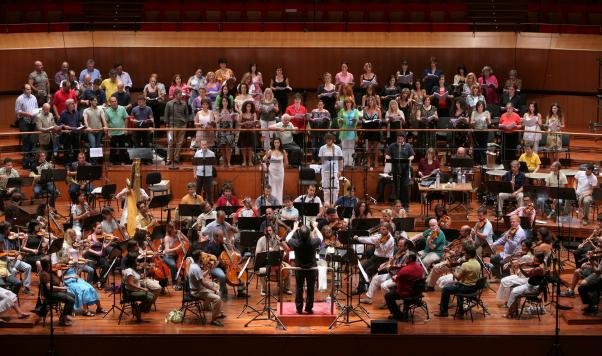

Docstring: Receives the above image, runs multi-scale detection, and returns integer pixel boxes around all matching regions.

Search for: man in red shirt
[384,252,424,321]
[498,102,522,161]
[285,93,308,148]
[52,81,78,118]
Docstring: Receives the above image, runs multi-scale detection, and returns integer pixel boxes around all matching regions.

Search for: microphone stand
[168,109,179,170]
[547,169,564,356]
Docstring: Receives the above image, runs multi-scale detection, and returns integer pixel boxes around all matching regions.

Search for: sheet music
[357,259,370,282]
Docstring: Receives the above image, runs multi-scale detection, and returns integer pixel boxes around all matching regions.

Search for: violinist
[255,225,292,296]
[67,152,93,204]
[425,226,474,291]
[577,240,602,315]
[434,204,452,229]
[380,209,398,235]
[163,223,190,290]
[561,235,602,299]
[361,238,409,305]
[121,254,158,322]
[83,222,111,288]
[472,207,493,255]
[135,201,157,233]
[507,196,536,228]
[255,184,280,209]
[316,207,343,233]
[234,197,258,223]
[0,222,33,295]
[352,223,395,295]
[189,249,225,327]
[572,222,601,269]
[532,227,553,258]
[39,259,76,326]
[413,218,446,269]
[20,219,47,272]
[259,207,289,237]
[496,244,538,306]
[504,253,546,318]
[55,228,95,284]
[193,202,216,231]
[203,229,246,299]
[320,225,341,249]
[71,192,95,238]
[497,160,525,215]
[391,200,408,219]
[490,214,526,282]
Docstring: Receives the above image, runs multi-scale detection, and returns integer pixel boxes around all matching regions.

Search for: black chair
[39,286,63,327]
[180,276,207,324]
[453,277,488,322]
[93,183,117,210]
[401,278,430,324]
[518,276,548,321]
[118,283,138,325]
[145,171,170,197]
[299,166,318,194]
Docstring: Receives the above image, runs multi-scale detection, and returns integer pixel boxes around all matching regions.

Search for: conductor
[285,221,323,314]
[385,134,414,210]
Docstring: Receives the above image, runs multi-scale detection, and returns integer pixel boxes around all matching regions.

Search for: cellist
[203,229,248,299]
[163,222,189,291]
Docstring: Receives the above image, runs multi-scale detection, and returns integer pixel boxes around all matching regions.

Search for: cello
[219,240,247,286]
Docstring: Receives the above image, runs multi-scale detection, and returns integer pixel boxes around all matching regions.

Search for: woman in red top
[418,148,440,179]
[433,74,453,118]
[477,66,499,105]
[286,93,308,148]
[499,102,522,161]
[168,74,190,102]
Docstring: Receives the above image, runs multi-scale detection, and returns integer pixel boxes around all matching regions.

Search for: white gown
[268,154,284,204]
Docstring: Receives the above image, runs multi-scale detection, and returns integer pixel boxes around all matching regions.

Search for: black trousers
[48,291,76,318]
[196,175,214,204]
[358,255,389,289]
[573,245,594,269]
[295,269,317,312]
[109,135,128,164]
[502,132,519,161]
[385,290,408,320]
[578,279,602,307]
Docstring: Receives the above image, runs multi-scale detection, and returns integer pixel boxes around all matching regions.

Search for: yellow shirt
[180,194,204,205]
[0,259,9,278]
[518,152,541,172]
[101,78,119,99]
[457,258,481,286]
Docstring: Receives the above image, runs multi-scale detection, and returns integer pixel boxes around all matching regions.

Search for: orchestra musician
[193,202,216,231]
[115,182,149,226]
[335,184,359,211]
[180,182,204,205]
[62,261,106,317]
[392,200,407,219]
[496,250,543,307]
[255,225,292,295]
[215,184,240,207]
[571,222,601,269]
[100,207,122,236]
[255,184,280,209]
[0,222,33,295]
[316,207,343,233]
[353,223,395,295]
[574,163,599,226]
[162,223,190,290]
[201,210,238,243]
[489,214,526,282]
[202,229,246,299]
[471,207,494,252]
[412,218,447,269]
[380,209,398,235]
[121,254,159,322]
[318,133,344,206]
[361,237,410,305]
[507,196,536,228]
[504,253,546,318]
[31,151,58,207]
[55,228,95,285]
[0,158,20,210]
[189,249,225,327]
[425,226,474,291]
[497,160,526,215]
[285,221,323,314]
[435,246,482,317]
[20,220,47,272]
[83,222,112,288]
[0,286,30,321]
[384,252,424,321]
[294,185,324,220]
[279,195,299,222]
[577,244,602,315]
[259,207,289,235]
[71,192,95,238]
[67,152,92,204]
[39,258,76,326]
[135,201,157,233]
[561,234,602,298]
[234,197,258,223]
[544,161,568,219]
[434,204,452,229]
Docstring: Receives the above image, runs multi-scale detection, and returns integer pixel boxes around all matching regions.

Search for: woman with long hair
[263,137,288,204]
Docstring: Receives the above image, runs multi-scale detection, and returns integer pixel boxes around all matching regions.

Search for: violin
[439,215,452,229]
[378,233,391,245]
[506,227,518,240]
[52,263,69,272]
[0,250,19,258]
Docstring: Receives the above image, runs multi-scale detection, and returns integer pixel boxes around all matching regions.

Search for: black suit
[287,232,321,312]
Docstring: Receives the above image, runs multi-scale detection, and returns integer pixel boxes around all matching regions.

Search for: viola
[173,230,190,282]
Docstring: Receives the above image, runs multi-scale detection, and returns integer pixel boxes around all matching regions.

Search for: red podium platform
[277,302,336,327]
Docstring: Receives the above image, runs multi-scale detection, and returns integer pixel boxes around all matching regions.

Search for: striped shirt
[15,93,38,122]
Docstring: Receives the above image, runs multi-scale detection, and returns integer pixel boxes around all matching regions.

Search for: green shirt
[105,105,128,136]
[423,229,447,257]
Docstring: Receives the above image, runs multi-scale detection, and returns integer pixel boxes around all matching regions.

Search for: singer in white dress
[263,137,288,204]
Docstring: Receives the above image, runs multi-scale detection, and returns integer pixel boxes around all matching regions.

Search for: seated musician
[335,185,358,210]
[518,145,541,173]
[67,152,93,204]
[201,210,238,243]
[162,222,189,290]
[412,218,447,269]
[472,207,494,256]
[316,207,343,234]
[351,201,373,222]
[577,246,602,315]
[361,238,410,305]
[255,225,292,295]
[280,195,299,222]
[380,209,398,235]
[0,286,30,321]
[71,192,95,238]
[435,246,482,317]
[497,160,526,215]
[259,207,289,235]
[490,214,526,282]
[215,184,240,207]
[532,227,553,258]
[574,163,598,226]
[504,253,546,318]
[352,223,395,295]
[255,184,280,209]
[39,259,76,326]
[294,185,324,219]
[20,220,46,273]
[392,200,407,219]
[544,161,568,219]
[202,229,246,299]
[0,158,20,210]
[180,182,204,205]
[0,253,22,295]
[101,207,121,235]
[193,202,216,231]
[561,235,602,298]
[572,222,601,270]
[426,226,474,291]
[189,249,225,327]
[0,223,33,295]
[115,182,149,226]
[55,228,95,285]
[434,204,452,229]
[507,196,536,228]
[122,254,159,322]
[31,151,58,206]
[384,252,424,321]
[135,201,157,233]
[496,249,542,308]
[83,223,111,288]
[234,197,258,223]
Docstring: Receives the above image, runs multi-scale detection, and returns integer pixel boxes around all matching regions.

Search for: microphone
[193,192,197,199]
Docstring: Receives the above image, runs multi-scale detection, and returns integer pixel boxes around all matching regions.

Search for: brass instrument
[338,176,352,197]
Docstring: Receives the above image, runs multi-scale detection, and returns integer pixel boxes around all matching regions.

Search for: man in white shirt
[294,185,323,221]
[318,133,344,206]
[472,207,494,256]
[574,164,599,226]
[545,161,568,219]
[193,140,216,204]
[489,215,526,280]
[353,223,395,295]
[114,63,132,91]
[15,84,39,168]
[254,225,291,295]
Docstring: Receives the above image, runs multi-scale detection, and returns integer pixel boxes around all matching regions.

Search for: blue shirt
[131,105,153,122]
[502,171,526,191]
[58,109,82,128]
[79,68,102,83]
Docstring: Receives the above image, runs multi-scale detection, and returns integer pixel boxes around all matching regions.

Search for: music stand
[237,217,263,231]
[321,155,343,206]
[549,187,577,219]
[76,165,103,182]
[6,176,34,188]
[351,218,381,232]
[442,228,460,242]
[389,157,411,203]
[191,156,217,167]
[103,240,130,318]
[336,206,354,219]
[393,217,415,233]
[259,205,282,216]
[216,205,242,217]
[149,193,172,222]
[293,202,320,220]
[127,148,153,161]
[245,250,286,329]
[179,204,202,220]
[449,157,475,170]
[82,212,103,232]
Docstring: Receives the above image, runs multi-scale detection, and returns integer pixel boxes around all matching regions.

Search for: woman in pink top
[477,66,499,105]
[168,74,190,102]
[335,62,354,89]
